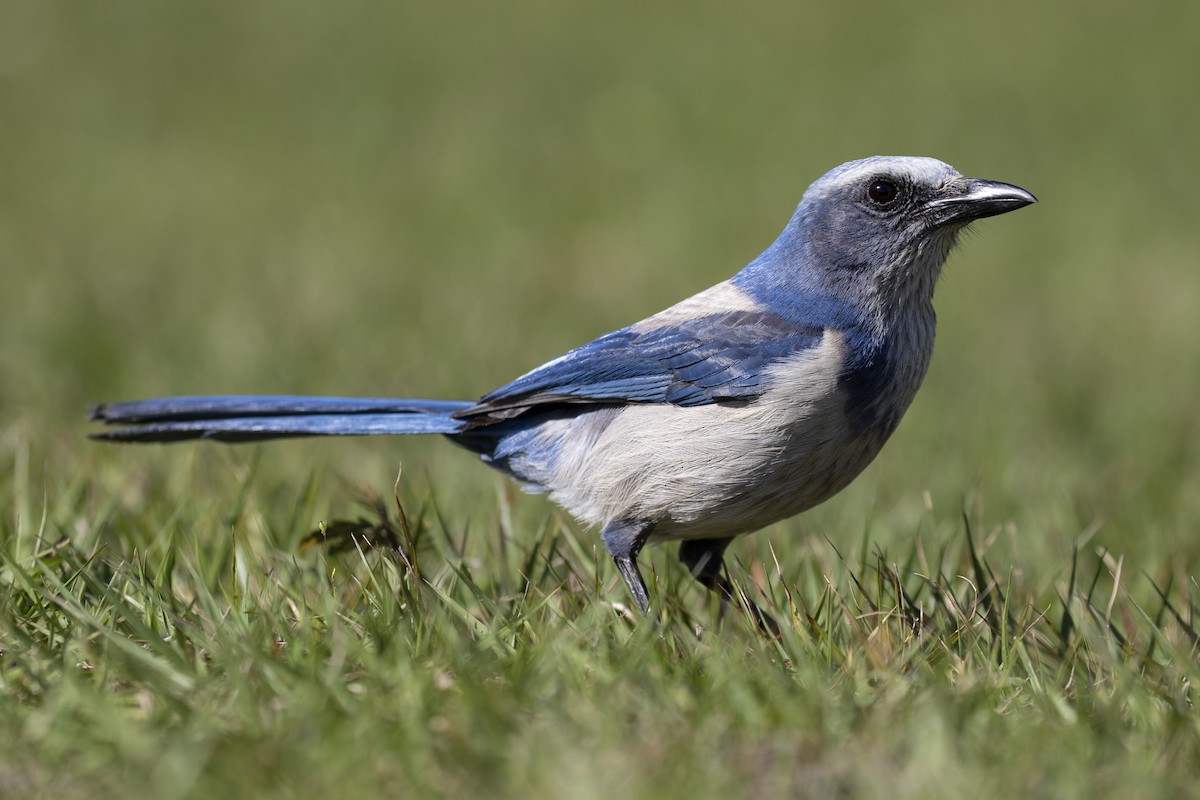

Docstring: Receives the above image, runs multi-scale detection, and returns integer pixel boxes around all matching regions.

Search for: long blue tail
[89,395,473,443]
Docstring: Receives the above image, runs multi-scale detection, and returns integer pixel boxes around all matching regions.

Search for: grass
[4,2,1200,798]
[5,459,1200,799]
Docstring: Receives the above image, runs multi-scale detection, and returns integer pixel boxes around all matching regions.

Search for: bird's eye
[867,179,900,206]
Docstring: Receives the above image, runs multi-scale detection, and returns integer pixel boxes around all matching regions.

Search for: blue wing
[457,309,826,423]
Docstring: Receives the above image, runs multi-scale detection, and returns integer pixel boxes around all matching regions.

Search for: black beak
[927,178,1037,225]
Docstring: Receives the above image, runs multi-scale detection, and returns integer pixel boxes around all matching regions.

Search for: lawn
[4,3,1200,798]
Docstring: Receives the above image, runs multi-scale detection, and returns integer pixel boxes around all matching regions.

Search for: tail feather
[89,395,472,443]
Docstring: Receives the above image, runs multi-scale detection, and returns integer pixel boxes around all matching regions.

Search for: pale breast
[506,305,937,542]
[539,331,878,539]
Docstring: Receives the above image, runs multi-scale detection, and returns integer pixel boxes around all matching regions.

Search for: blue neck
[732,224,902,436]
[731,225,875,341]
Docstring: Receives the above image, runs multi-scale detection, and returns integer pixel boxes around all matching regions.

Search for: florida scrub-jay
[91,156,1036,613]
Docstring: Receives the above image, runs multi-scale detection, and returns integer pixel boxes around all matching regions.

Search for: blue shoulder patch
[457,310,826,422]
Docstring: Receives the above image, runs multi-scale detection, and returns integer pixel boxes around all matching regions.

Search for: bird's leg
[679,537,780,635]
[678,537,732,590]
[601,519,655,613]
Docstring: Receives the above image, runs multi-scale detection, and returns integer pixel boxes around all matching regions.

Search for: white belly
[538,330,894,541]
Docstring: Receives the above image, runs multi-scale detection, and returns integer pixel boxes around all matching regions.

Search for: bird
[91,155,1036,615]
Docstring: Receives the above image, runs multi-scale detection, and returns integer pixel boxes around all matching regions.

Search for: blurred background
[3,1,1199,574]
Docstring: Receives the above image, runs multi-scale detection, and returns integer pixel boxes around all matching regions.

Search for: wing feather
[457,309,826,424]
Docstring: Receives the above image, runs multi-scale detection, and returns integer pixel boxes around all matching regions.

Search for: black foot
[679,538,780,636]
[601,519,655,613]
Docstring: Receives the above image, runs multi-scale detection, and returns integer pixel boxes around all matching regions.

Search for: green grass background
[4,2,1200,798]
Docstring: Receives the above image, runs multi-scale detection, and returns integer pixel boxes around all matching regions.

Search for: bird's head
[761,156,1036,310]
